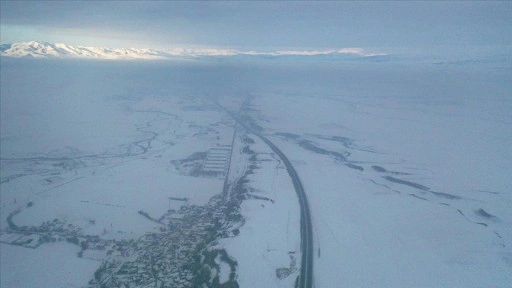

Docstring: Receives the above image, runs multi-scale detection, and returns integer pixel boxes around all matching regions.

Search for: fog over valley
[1,2,511,288]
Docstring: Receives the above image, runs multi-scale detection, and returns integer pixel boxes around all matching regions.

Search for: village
[1,191,241,288]
[87,191,241,288]
[1,143,242,288]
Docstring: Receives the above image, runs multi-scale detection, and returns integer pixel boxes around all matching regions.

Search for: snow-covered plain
[1,55,511,287]
[1,241,99,288]
[217,128,301,287]
[1,59,234,287]
[240,61,512,287]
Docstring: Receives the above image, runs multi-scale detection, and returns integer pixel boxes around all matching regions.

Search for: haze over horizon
[1,1,511,53]
[2,2,512,288]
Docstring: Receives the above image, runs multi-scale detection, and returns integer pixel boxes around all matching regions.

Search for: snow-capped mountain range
[0,41,383,60]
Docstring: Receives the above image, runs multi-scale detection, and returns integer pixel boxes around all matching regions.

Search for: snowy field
[1,59,234,287]
[1,56,511,287]
[241,60,512,287]
[218,129,301,287]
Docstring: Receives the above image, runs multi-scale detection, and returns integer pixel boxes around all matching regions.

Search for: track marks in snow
[35,176,85,196]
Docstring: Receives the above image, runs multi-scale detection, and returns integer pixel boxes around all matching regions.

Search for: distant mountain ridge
[0,41,384,60]
[0,41,169,60]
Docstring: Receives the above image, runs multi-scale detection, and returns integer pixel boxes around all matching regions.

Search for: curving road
[213,99,313,288]
[257,134,314,288]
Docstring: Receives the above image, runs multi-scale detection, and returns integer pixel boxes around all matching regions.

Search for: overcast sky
[1,1,511,51]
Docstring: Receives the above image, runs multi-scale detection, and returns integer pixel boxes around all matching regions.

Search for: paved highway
[213,99,313,288]
[258,134,314,288]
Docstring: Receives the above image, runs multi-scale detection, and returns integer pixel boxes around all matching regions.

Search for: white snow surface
[217,130,301,287]
[242,62,512,287]
[1,59,233,286]
[1,55,511,287]
[0,41,169,60]
[0,242,99,288]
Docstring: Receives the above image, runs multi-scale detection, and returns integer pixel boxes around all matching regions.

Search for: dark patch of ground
[345,163,364,171]
[275,132,350,162]
[475,208,498,220]
[429,191,461,200]
[372,165,387,172]
[383,176,430,191]
[298,140,348,161]
[409,194,429,201]
[383,176,461,200]
[457,209,488,227]
[372,165,411,175]
[170,152,207,176]
[275,132,301,140]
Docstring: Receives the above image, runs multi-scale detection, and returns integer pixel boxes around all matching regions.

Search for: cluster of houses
[89,194,237,288]
[1,216,85,249]
[2,142,240,287]
[1,190,239,287]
